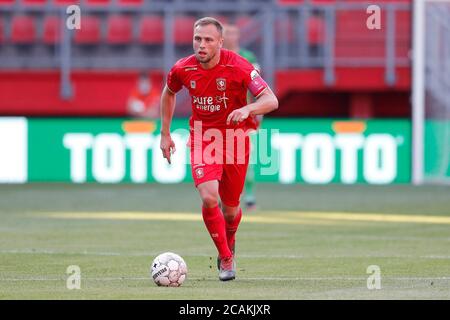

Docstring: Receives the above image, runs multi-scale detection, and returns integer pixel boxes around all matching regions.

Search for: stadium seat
[43,16,61,45]
[307,16,325,46]
[106,15,133,45]
[139,15,164,45]
[235,15,262,33]
[174,15,196,45]
[211,15,229,26]
[335,11,385,59]
[118,0,144,5]
[278,0,303,4]
[0,0,14,5]
[11,15,36,44]
[396,10,411,59]
[342,0,410,2]
[86,0,110,5]
[74,15,101,45]
[235,15,253,30]
[0,18,3,43]
[54,0,80,5]
[23,0,48,5]
[235,15,262,43]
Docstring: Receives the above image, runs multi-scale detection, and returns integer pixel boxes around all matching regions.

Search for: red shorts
[189,130,250,207]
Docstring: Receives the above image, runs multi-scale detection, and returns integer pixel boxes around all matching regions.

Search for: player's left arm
[227,87,278,125]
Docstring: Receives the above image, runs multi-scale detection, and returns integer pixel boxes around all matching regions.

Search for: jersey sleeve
[166,64,183,94]
[238,56,268,98]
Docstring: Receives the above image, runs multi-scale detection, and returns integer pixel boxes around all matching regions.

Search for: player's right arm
[160,84,177,164]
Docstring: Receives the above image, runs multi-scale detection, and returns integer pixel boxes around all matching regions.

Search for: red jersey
[166,49,267,131]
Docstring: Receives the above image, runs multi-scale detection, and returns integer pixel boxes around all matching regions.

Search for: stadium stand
[396,10,411,59]
[0,17,3,43]
[54,0,80,5]
[174,15,197,45]
[138,15,164,45]
[23,0,47,5]
[0,0,412,118]
[307,15,325,46]
[106,14,133,45]
[335,10,386,59]
[43,15,61,45]
[11,15,36,45]
[118,0,144,5]
[74,15,101,45]
[86,0,111,6]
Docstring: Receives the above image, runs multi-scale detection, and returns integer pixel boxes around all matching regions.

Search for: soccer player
[223,24,262,211]
[159,17,278,281]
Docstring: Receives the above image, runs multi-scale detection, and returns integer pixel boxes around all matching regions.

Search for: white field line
[1,249,450,260]
[1,276,450,282]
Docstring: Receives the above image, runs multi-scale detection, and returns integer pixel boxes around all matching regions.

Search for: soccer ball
[150,252,188,287]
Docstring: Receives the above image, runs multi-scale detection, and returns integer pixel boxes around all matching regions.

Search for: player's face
[193,24,223,64]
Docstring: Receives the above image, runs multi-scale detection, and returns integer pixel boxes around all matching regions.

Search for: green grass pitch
[0,183,449,299]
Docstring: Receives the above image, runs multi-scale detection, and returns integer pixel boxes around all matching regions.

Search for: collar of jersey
[198,49,224,71]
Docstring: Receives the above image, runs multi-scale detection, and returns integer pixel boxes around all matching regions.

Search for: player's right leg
[215,135,250,279]
[197,180,234,281]
[196,180,233,260]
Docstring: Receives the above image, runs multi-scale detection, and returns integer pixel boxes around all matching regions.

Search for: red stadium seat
[307,16,325,45]
[211,15,229,26]
[0,0,14,5]
[139,15,164,45]
[0,18,3,43]
[278,0,304,4]
[11,15,36,44]
[174,15,196,45]
[54,0,80,5]
[396,10,411,59]
[236,15,262,43]
[43,15,61,45]
[236,15,262,33]
[341,0,410,2]
[74,15,101,45]
[86,0,110,5]
[118,0,143,5]
[107,15,133,45]
[23,0,48,5]
[236,15,253,30]
[335,11,386,59]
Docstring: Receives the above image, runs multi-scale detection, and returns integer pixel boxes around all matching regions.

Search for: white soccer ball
[150,252,188,287]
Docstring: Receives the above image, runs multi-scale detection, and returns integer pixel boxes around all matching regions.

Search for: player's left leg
[217,137,250,275]
[222,204,242,255]
[197,180,232,262]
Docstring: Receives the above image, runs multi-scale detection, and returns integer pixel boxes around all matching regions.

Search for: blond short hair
[194,17,224,36]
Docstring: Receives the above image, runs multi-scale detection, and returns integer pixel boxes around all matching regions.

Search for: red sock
[226,208,242,252]
[202,205,232,259]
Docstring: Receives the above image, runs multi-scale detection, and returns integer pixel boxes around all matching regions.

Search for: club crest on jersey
[216,78,226,91]
[195,167,204,179]
[190,80,196,89]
